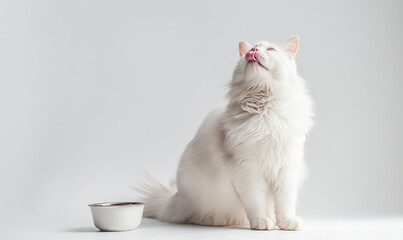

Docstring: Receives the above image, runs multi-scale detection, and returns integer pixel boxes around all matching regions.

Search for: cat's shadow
[140,219,250,231]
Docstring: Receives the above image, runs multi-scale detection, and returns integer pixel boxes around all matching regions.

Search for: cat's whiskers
[258,62,269,71]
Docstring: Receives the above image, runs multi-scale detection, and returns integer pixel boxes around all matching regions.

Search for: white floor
[3,217,403,240]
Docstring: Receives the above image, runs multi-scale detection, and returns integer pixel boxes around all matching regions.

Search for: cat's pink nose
[245,48,259,62]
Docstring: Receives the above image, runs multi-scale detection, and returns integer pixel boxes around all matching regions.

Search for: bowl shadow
[62,227,100,233]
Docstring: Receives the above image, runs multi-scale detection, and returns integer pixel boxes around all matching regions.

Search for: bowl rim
[88,201,145,207]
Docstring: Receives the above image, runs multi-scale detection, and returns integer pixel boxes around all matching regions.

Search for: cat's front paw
[250,217,276,230]
[276,216,302,231]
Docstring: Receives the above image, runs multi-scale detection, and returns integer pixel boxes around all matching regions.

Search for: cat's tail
[135,172,177,219]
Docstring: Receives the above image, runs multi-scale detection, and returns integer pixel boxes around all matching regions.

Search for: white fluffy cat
[138,36,314,230]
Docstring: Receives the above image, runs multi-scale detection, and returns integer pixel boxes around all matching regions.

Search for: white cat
[138,36,314,230]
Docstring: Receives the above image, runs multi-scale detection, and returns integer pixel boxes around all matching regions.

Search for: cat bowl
[88,202,144,231]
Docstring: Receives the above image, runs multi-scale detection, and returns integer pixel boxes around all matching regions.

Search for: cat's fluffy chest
[225,98,305,142]
[223,99,307,169]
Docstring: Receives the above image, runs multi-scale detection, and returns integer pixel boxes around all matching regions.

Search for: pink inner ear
[239,41,251,56]
[284,36,299,56]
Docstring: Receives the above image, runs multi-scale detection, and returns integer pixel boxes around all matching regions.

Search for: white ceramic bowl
[88,202,144,231]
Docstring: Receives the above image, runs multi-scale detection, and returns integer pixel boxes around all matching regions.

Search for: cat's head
[229,36,301,114]
[236,36,299,82]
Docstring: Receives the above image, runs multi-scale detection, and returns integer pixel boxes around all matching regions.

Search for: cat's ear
[284,35,299,57]
[239,41,251,57]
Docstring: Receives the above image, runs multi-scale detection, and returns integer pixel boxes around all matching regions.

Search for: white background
[1,0,402,238]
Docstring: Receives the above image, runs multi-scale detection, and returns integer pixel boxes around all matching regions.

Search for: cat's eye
[267,47,276,51]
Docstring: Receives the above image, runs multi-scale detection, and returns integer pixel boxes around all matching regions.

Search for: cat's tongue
[245,49,258,62]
